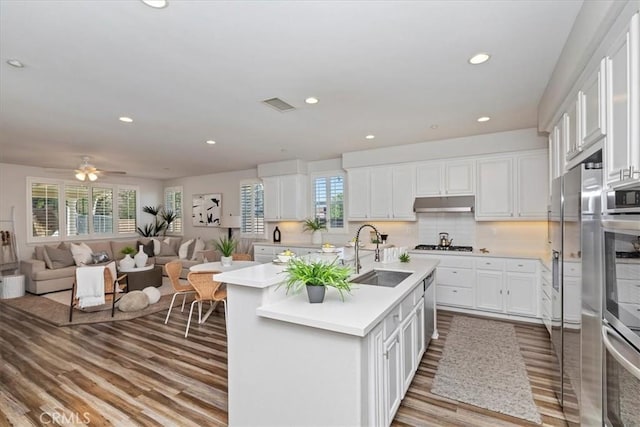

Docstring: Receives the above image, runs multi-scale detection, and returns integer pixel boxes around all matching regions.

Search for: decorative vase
[221,255,233,267]
[306,284,326,303]
[312,230,322,245]
[119,254,135,270]
[134,244,148,268]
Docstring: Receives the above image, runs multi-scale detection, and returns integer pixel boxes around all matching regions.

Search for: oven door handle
[601,219,640,232]
[602,325,640,380]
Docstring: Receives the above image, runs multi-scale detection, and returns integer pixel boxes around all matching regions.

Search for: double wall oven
[602,189,640,426]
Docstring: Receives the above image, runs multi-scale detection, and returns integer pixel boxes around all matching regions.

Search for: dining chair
[164,260,195,324]
[185,270,225,338]
[69,262,127,321]
[232,253,252,261]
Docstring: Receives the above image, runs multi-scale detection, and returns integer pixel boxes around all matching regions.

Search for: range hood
[413,196,475,213]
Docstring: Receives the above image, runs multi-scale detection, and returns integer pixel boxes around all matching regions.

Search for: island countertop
[215,257,439,337]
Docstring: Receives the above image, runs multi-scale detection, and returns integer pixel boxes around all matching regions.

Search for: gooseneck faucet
[354,224,381,274]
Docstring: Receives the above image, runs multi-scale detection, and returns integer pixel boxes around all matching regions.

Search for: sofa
[20,237,220,295]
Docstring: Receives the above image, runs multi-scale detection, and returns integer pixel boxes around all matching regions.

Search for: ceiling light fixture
[477,116,491,122]
[365,135,375,140]
[305,97,319,104]
[468,53,491,65]
[141,0,168,8]
[6,59,24,68]
[75,157,99,181]
[206,140,216,145]
[119,116,133,123]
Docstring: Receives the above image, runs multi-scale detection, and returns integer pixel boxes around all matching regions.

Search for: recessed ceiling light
[141,0,168,8]
[468,53,491,65]
[477,116,491,122]
[6,59,24,68]
[430,124,438,129]
[206,140,216,145]
[305,97,319,104]
[365,135,375,140]
[119,116,133,123]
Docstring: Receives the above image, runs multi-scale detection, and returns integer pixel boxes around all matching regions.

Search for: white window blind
[165,186,183,234]
[92,187,113,234]
[240,181,264,236]
[312,174,344,231]
[117,188,137,234]
[65,184,89,236]
[30,182,60,238]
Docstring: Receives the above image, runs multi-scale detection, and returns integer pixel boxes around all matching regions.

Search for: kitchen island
[215,255,438,426]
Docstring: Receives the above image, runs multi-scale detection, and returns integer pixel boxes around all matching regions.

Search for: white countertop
[408,248,547,260]
[216,257,439,337]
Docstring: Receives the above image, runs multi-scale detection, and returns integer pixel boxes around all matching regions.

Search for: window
[117,187,137,234]
[312,172,345,232]
[164,186,183,234]
[240,181,265,236]
[27,177,139,242]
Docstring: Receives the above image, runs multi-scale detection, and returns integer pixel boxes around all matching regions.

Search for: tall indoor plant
[302,217,327,245]
[214,236,237,266]
[281,258,352,303]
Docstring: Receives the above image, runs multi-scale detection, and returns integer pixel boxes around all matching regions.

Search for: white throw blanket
[75,266,105,308]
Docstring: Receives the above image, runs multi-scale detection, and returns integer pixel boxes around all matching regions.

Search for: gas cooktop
[414,244,474,252]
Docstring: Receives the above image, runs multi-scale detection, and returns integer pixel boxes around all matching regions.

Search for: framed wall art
[192,193,222,227]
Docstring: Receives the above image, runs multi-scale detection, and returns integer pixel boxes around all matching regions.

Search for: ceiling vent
[262,97,295,112]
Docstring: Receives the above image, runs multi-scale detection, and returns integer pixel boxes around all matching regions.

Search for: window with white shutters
[240,181,265,236]
[30,181,60,239]
[164,186,183,234]
[92,187,113,234]
[312,172,345,232]
[117,188,137,234]
[65,184,89,236]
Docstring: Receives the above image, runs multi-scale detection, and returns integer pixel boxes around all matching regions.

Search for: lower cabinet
[383,331,402,425]
[253,244,318,263]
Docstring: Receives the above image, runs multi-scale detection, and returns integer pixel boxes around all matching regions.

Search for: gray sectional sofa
[20,237,219,295]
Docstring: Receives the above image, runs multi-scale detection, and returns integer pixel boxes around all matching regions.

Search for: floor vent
[262,97,295,112]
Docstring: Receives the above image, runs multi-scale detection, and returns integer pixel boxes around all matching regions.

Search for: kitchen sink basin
[350,269,412,288]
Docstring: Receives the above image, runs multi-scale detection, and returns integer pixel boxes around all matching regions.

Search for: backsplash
[417,212,476,246]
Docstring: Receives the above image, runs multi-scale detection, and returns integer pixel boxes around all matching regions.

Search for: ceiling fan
[47,156,127,181]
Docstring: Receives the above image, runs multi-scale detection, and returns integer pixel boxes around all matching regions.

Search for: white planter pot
[134,244,148,268]
[312,230,322,245]
[221,256,233,267]
[119,254,135,270]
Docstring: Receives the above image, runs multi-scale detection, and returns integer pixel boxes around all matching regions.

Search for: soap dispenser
[273,226,281,243]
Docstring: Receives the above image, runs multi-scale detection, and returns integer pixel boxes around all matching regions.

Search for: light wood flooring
[0,303,566,426]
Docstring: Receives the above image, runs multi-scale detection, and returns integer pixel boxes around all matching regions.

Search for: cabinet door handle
[452,271,458,274]
[393,314,400,321]
[518,264,524,267]
[485,262,491,265]
[499,290,502,294]
[507,290,510,295]
[384,351,389,359]
[452,290,458,293]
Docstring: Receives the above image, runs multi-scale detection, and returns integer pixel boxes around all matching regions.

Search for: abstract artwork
[192,193,222,227]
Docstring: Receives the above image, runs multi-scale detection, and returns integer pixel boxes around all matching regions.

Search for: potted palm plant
[214,236,237,266]
[302,217,327,245]
[281,258,352,303]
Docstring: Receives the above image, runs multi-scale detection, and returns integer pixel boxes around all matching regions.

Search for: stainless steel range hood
[413,196,475,213]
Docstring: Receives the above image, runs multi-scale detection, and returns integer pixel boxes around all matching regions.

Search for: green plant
[120,246,136,256]
[302,217,327,232]
[399,252,410,263]
[137,205,168,237]
[213,236,237,257]
[280,258,352,301]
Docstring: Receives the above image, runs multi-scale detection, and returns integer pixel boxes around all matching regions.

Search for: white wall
[0,162,164,262]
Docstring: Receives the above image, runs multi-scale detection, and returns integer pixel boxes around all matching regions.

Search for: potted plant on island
[302,217,327,245]
[119,246,136,270]
[281,258,352,303]
[214,236,237,266]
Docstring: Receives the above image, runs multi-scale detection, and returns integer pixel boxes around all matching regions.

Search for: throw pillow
[158,240,177,256]
[178,239,194,260]
[151,238,161,256]
[142,286,161,304]
[137,240,155,258]
[91,251,110,264]
[190,237,205,260]
[43,244,75,269]
[70,242,93,266]
[118,291,149,312]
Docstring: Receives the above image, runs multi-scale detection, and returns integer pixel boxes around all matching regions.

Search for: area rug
[431,316,542,424]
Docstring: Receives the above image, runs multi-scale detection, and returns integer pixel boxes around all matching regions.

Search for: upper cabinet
[580,58,608,149]
[347,165,416,221]
[476,157,513,219]
[565,96,581,163]
[516,152,549,218]
[415,160,474,196]
[606,12,640,188]
[263,174,308,221]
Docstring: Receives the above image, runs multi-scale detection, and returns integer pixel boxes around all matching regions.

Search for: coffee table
[119,265,162,291]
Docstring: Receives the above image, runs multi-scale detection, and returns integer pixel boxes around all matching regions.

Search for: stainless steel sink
[350,269,412,288]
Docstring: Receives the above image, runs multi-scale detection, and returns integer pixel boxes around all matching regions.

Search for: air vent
[262,97,295,112]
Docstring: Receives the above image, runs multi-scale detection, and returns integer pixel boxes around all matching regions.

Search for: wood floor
[0,303,566,426]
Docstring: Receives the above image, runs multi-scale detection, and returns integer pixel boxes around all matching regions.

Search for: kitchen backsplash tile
[418,212,476,246]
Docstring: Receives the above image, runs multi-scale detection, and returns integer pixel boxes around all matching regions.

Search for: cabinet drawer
[475,258,505,271]
[400,293,414,320]
[438,257,474,269]
[506,259,537,273]
[383,305,402,340]
[564,262,581,277]
[254,245,275,256]
[254,255,275,264]
[438,267,474,288]
[436,285,473,308]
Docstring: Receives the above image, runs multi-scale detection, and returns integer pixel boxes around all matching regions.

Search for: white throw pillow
[151,238,161,256]
[191,237,205,260]
[70,242,93,266]
[142,286,161,304]
[178,239,194,260]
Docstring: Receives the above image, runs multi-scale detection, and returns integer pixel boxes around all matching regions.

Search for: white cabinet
[415,160,474,196]
[347,165,416,221]
[550,116,566,180]
[565,96,581,162]
[580,58,607,148]
[476,157,513,219]
[253,244,276,263]
[400,309,416,394]
[476,270,504,312]
[606,12,640,188]
[382,332,401,425]
[516,152,549,218]
[263,174,307,221]
[506,273,538,317]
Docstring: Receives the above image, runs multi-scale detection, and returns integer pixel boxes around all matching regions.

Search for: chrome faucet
[354,224,381,274]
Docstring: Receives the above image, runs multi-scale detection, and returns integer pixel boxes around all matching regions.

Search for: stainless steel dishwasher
[423,271,436,347]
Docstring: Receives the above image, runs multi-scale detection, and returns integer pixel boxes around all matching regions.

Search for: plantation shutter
[31,182,60,238]
[240,182,264,236]
[92,187,113,234]
[117,188,137,234]
[65,184,89,236]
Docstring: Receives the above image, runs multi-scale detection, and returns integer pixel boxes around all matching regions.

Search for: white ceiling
[0,0,583,180]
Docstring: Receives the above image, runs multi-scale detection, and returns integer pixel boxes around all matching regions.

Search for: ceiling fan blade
[101,170,127,175]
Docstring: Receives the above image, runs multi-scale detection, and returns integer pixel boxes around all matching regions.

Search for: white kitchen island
[215,255,439,427]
